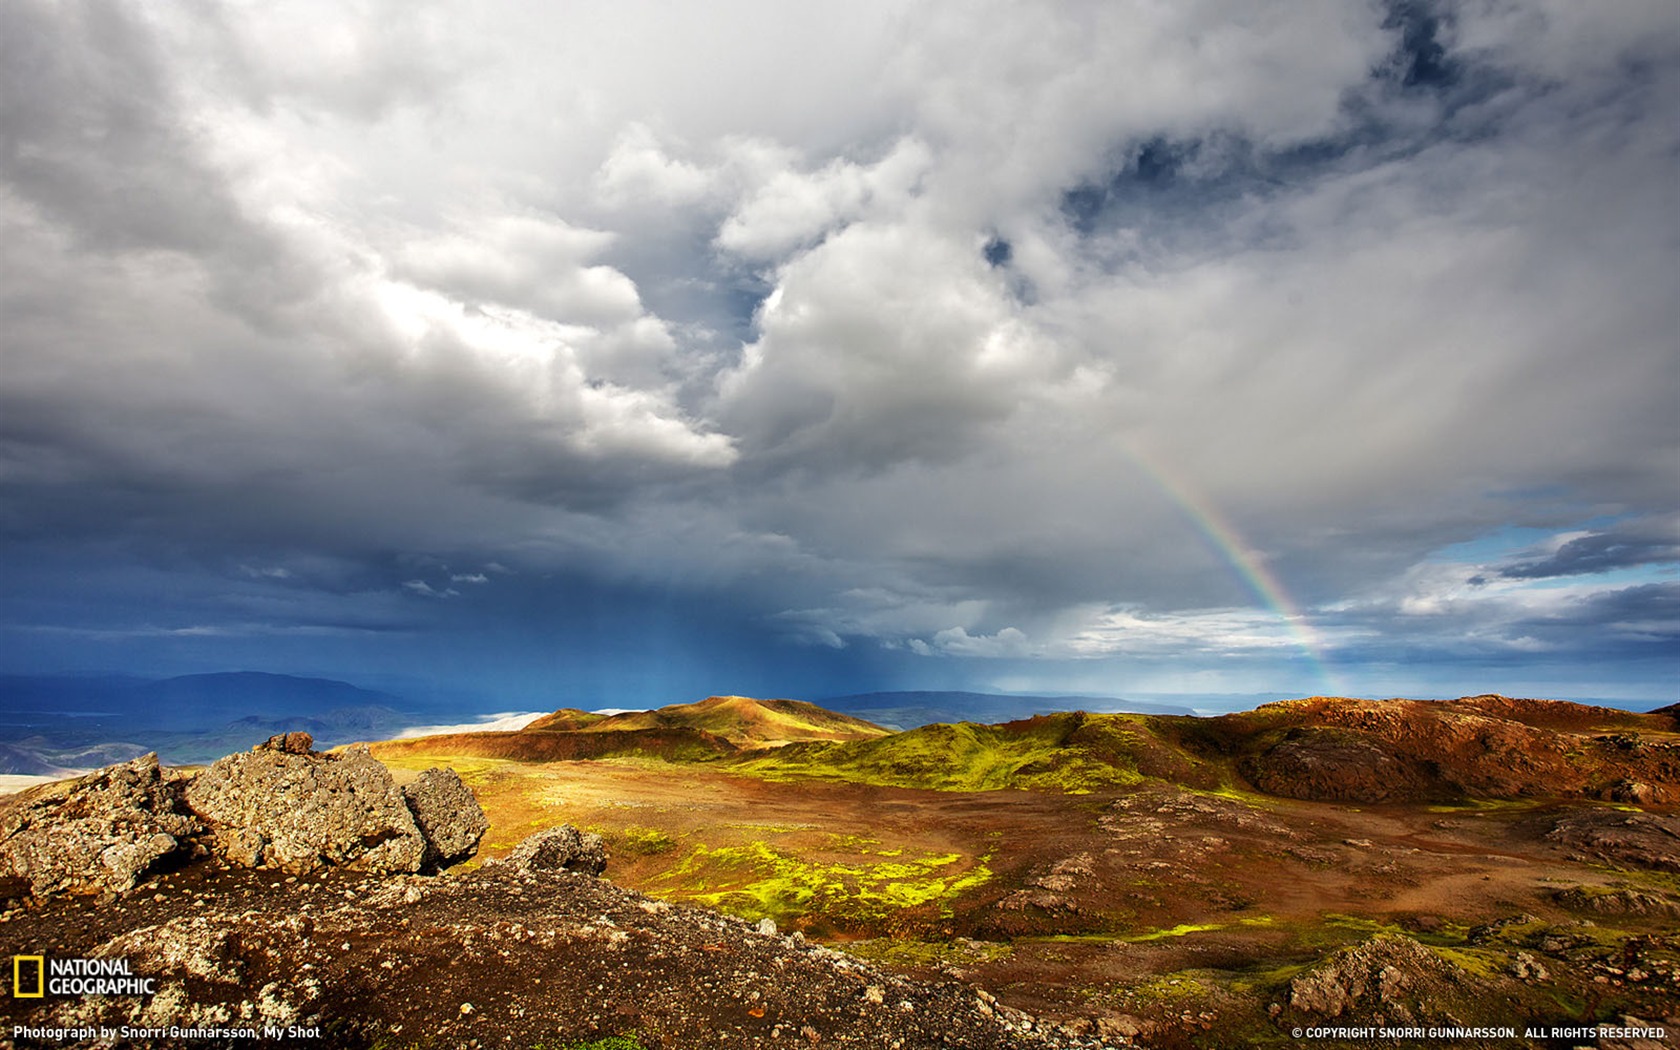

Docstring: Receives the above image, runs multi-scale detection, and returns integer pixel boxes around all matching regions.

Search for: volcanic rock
[0,753,199,897]
[3,858,1071,1050]
[185,737,425,875]
[265,731,314,755]
[401,766,488,866]
[498,824,608,875]
[1552,886,1680,918]
[1287,934,1484,1023]
[1546,811,1680,873]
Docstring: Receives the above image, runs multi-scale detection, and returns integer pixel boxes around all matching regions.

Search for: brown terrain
[2,694,1679,1049]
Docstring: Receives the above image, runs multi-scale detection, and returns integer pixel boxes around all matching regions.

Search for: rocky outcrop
[1553,886,1680,918]
[402,766,488,866]
[1230,697,1680,803]
[185,733,427,876]
[1286,935,1485,1023]
[0,738,488,898]
[497,824,608,875]
[1242,728,1433,803]
[1546,811,1680,873]
[0,753,199,897]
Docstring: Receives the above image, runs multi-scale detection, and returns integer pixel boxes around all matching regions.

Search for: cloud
[394,711,547,738]
[402,580,457,599]
[1500,517,1680,580]
[2,0,1678,701]
[715,138,931,260]
[926,626,1031,658]
[394,215,643,327]
[595,124,719,209]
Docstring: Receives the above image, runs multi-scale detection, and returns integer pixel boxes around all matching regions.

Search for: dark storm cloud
[1499,519,1680,580]
[1,1,1677,701]
[0,0,242,253]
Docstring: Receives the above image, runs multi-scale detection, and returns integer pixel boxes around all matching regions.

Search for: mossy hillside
[724,712,1209,793]
[559,695,891,749]
[646,839,993,932]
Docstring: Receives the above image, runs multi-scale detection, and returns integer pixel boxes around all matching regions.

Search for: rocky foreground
[4,708,1680,1049]
[0,735,1101,1049]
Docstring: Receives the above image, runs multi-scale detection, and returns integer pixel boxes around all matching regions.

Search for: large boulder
[185,734,425,875]
[499,824,607,875]
[401,767,488,867]
[0,753,200,897]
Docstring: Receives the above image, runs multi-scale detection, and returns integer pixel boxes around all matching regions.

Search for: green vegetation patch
[615,826,677,856]
[1123,921,1227,942]
[725,713,1154,793]
[557,1035,647,1050]
[841,937,1014,969]
[647,839,992,928]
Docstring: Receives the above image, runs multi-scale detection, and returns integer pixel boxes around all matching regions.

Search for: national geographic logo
[13,956,42,998]
[11,955,155,997]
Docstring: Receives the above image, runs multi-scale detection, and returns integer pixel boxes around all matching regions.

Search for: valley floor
[368,751,1680,1047]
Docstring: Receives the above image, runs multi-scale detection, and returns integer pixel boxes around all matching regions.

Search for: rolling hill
[518,695,891,749]
[377,692,1680,806]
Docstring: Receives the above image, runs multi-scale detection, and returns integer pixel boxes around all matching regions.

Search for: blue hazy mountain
[0,671,428,766]
[125,672,408,730]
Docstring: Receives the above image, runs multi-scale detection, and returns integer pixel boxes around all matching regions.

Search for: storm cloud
[1,0,1676,706]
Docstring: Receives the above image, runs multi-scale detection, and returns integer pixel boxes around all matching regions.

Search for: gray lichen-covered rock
[185,735,425,875]
[0,753,200,897]
[402,767,488,867]
[500,824,607,875]
[1287,935,1480,1023]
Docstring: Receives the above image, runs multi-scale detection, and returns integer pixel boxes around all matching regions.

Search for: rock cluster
[0,734,489,898]
[1286,934,1480,1023]
[496,823,608,874]
[186,734,433,875]
[1553,885,1680,918]
[1546,810,1680,873]
[0,753,200,897]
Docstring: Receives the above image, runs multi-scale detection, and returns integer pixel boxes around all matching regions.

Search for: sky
[1,0,1676,711]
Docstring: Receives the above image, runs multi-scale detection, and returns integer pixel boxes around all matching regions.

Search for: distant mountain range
[0,672,424,767]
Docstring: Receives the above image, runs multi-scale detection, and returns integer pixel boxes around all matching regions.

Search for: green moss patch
[646,839,992,929]
[841,937,1013,969]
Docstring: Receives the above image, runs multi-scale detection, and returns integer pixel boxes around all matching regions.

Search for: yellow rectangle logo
[13,955,44,997]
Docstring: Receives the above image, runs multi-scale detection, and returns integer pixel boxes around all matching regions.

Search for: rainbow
[1124,444,1346,697]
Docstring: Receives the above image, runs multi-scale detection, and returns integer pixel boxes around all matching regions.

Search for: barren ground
[368,750,1680,1047]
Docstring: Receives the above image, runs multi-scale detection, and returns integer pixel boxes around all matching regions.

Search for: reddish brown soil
[378,756,1680,1045]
